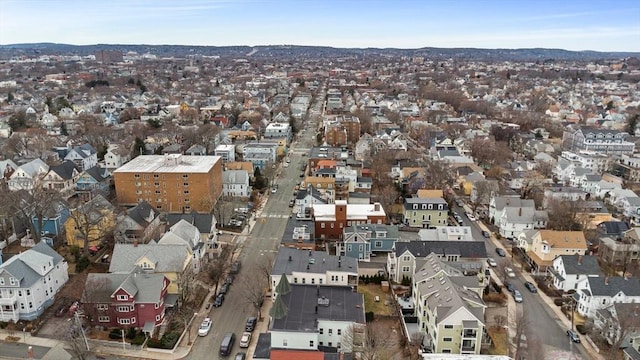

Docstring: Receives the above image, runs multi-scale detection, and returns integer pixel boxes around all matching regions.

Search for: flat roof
[113,155,221,174]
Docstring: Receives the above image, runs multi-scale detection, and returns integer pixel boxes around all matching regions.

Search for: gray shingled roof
[127,201,159,227]
[272,247,358,276]
[271,285,365,332]
[559,255,603,276]
[83,271,166,304]
[394,240,487,259]
[0,242,64,288]
[109,243,191,274]
[166,213,215,234]
[587,277,640,297]
[49,161,78,180]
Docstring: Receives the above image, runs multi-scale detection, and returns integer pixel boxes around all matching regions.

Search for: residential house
[166,212,218,249]
[242,142,278,170]
[295,186,327,218]
[543,186,588,208]
[0,242,68,321]
[64,144,98,171]
[264,122,292,140]
[412,253,486,354]
[104,144,131,170]
[221,170,250,198]
[516,230,587,273]
[594,303,640,349]
[8,158,49,191]
[270,247,358,296]
[64,195,116,249]
[185,144,207,156]
[157,220,205,272]
[576,276,640,318]
[75,166,111,201]
[418,226,476,242]
[303,177,336,203]
[337,224,398,261]
[269,284,365,352]
[114,201,161,244]
[402,197,448,228]
[490,196,547,239]
[41,161,79,199]
[113,154,223,213]
[32,201,69,238]
[559,150,611,174]
[612,154,640,182]
[214,144,235,163]
[312,201,386,240]
[599,228,640,270]
[562,128,635,155]
[109,243,193,300]
[550,255,603,292]
[0,159,17,186]
[387,241,487,283]
[81,272,169,333]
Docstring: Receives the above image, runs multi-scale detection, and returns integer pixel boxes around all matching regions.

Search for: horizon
[1,0,639,52]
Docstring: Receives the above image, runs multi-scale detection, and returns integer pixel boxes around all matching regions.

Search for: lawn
[358,283,394,316]
[486,326,509,355]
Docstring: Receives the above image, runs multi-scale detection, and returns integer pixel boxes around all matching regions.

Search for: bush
[483,292,507,305]
[553,298,564,306]
[109,329,123,339]
[76,256,90,272]
[69,245,80,261]
[365,311,375,322]
[0,321,7,329]
[126,327,137,339]
[401,275,411,286]
[130,333,146,345]
[576,324,588,335]
[147,332,180,349]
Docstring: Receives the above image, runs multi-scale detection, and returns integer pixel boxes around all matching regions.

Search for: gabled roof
[537,230,587,250]
[0,242,64,288]
[394,240,487,259]
[166,212,216,234]
[222,169,249,184]
[126,201,159,227]
[109,243,191,274]
[82,271,167,304]
[48,161,78,180]
[82,166,110,182]
[158,220,200,249]
[557,255,603,276]
[587,277,640,297]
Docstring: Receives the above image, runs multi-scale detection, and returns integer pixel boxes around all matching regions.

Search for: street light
[187,312,198,345]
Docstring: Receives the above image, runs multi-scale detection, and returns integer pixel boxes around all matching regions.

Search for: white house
[64,144,98,171]
[8,158,49,191]
[0,242,69,321]
[294,186,327,217]
[576,276,640,318]
[41,161,79,199]
[264,122,291,139]
[214,144,235,163]
[221,170,250,198]
[157,220,205,273]
[550,255,603,292]
[490,196,547,239]
[104,144,131,170]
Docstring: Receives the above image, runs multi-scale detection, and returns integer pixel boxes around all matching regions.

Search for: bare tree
[239,272,267,320]
[423,158,454,190]
[176,266,198,306]
[341,322,397,360]
[471,180,494,213]
[372,183,400,221]
[3,185,63,243]
[546,198,584,231]
[67,195,116,256]
[204,243,235,294]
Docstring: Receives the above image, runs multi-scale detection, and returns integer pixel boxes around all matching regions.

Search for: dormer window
[117,294,128,301]
[413,204,418,210]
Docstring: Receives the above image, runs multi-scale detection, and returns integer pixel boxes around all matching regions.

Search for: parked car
[567,329,581,343]
[219,283,229,295]
[496,248,506,257]
[198,318,212,336]
[512,290,523,303]
[466,213,476,221]
[230,261,241,274]
[482,230,491,238]
[487,258,497,267]
[504,281,515,294]
[505,267,516,278]
[456,200,464,207]
[213,294,225,307]
[239,332,252,348]
[225,274,234,285]
[524,281,538,293]
[289,199,295,207]
[234,353,247,360]
[245,317,257,332]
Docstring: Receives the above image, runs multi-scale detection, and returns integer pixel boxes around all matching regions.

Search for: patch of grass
[487,326,508,355]
[358,283,393,316]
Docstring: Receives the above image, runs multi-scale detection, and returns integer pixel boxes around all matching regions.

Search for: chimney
[518,207,522,217]
[605,276,609,285]
[315,305,318,314]
[307,264,310,270]
[288,255,292,262]
[133,239,139,247]
[374,203,380,212]
[577,254,583,265]
[338,260,341,268]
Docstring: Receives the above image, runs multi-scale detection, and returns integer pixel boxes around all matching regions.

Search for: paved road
[452,200,588,359]
[187,88,324,360]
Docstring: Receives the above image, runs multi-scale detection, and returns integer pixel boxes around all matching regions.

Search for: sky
[1,0,639,52]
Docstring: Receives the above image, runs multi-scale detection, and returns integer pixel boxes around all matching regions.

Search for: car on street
[466,213,476,221]
[496,248,506,257]
[239,332,252,348]
[198,318,212,336]
[505,267,516,278]
[512,289,523,303]
[504,281,515,293]
[567,329,581,343]
[213,294,225,307]
[524,281,538,293]
[234,353,247,360]
[289,199,295,207]
[219,283,229,295]
[482,230,491,238]
[230,261,241,274]
[487,258,497,267]
[225,274,234,285]
[245,317,257,332]
[456,200,464,207]
[271,185,278,193]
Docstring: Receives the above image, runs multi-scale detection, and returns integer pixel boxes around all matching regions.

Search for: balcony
[0,293,18,306]
[462,329,477,338]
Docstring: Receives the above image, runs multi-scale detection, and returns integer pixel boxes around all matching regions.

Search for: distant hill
[0,43,638,61]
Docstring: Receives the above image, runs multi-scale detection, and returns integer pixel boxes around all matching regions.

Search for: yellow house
[417,189,444,198]
[303,176,336,202]
[461,172,486,196]
[64,195,116,249]
[109,243,193,296]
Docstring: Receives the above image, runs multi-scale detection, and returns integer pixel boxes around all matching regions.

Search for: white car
[487,258,497,267]
[239,331,252,348]
[198,318,212,336]
[505,267,516,278]
[467,213,476,221]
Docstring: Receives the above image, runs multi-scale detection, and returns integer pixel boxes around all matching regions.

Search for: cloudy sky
[1,0,639,51]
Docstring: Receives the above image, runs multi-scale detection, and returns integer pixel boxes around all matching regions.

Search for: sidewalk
[475,220,605,360]
[245,293,273,359]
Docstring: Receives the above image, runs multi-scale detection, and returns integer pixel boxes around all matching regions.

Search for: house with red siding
[312,200,386,240]
[81,272,169,335]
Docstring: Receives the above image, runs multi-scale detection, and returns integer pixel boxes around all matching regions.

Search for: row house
[612,153,640,182]
[550,254,603,292]
[562,128,635,156]
[516,230,587,273]
[312,201,386,240]
[0,242,68,321]
[337,224,398,261]
[576,276,640,318]
[402,197,448,228]
[82,272,169,334]
[221,170,250,198]
[412,253,486,355]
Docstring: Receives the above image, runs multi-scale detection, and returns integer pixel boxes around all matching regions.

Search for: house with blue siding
[32,201,69,237]
[75,166,111,201]
[338,224,399,262]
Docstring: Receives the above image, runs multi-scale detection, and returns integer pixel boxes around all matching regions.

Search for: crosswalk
[261,214,290,219]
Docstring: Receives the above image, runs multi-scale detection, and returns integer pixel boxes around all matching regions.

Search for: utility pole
[74,311,90,351]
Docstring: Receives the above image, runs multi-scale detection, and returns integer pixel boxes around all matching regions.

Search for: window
[98,316,110,323]
[321,223,325,228]
[0,278,3,285]
[302,278,306,284]
[442,349,451,353]
[18,291,22,297]
[347,245,352,252]
[184,190,189,195]
[311,278,315,284]
[402,266,410,272]
[329,329,333,335]
[319,328,324,334]
[9,277,16,285]
[98,304,108,311]
[156,315,161,321]
[375,241,382,248]
[309,340,314,347]
[117,305,133,312]
[444,325,453,329]
[283,339,288,346]
[20,303,24,310]
[117,295,128,301]
[403,256,410,261]
[131,317,136,324]
[337,329,342,335]
[26,290,30,296]
[443,337,452,342]
[119,318,131,325]
[29,302,33,308]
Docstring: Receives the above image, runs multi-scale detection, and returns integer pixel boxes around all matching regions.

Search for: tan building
[324,115,361,146]
[113,154,222,213]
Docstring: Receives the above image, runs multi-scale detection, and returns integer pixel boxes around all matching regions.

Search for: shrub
[126,327,137,339]
[0,321,7,329]
[365,311,375,322]
[76,256,90,272]
[576,324,588,335]
[483,292,507,305]
[160,332,179,349]
[109,329,123,339]
[69,245,80,261]
[553,298,564,306]
[131,333,146,345]
[401,275,411,286]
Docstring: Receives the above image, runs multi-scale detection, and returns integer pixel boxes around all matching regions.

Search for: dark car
[524,281,538,293]
[213,294,225,307]
[504,281,515,294]
[230,261,241,274]
[482,230,490,238]
[496,248,506,257]
[219,283,229,295]
[234,353,247,360]
[567,329,581,343]
[245,317,257,332]
[225,274,234,285]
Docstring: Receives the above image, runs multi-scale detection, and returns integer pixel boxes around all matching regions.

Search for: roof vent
[309,258,315,264]
[288,255,292,262]
[318,296,330,306]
